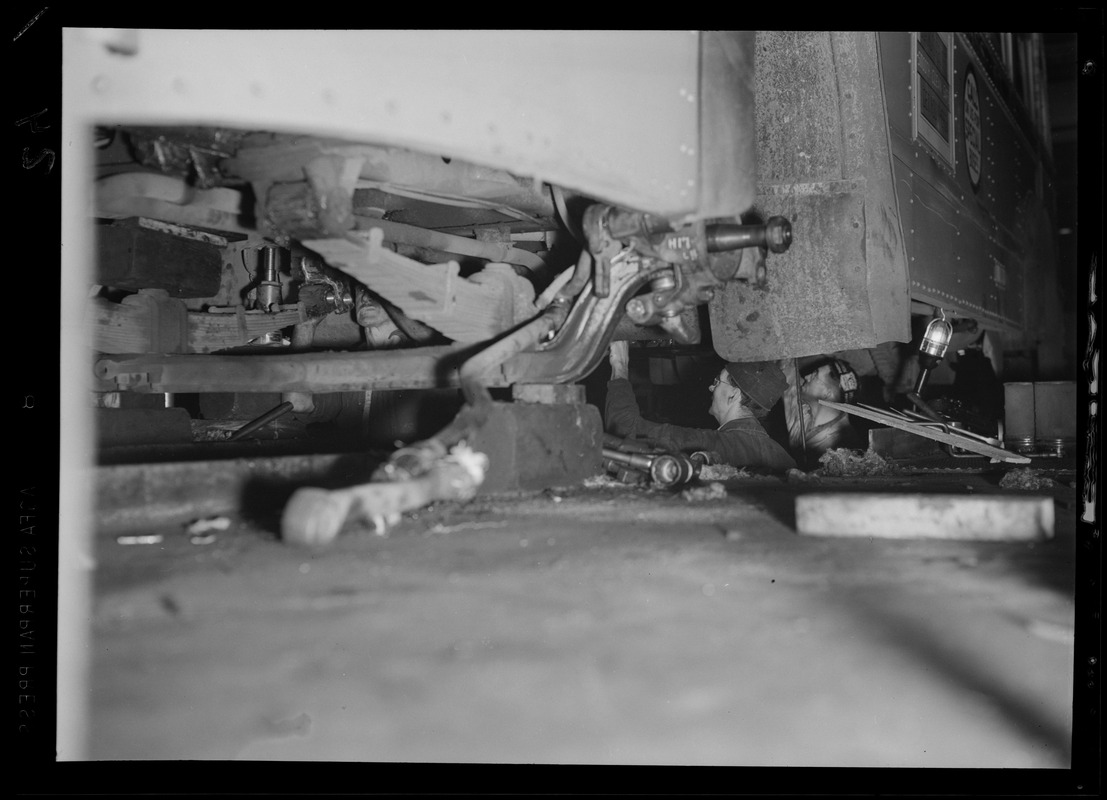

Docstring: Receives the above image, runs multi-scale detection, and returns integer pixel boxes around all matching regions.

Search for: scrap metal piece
[819,400,1029,464]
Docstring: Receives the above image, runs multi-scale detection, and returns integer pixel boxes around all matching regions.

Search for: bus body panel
[64,28,757,224]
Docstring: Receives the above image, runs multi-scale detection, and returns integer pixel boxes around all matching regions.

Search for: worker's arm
[604,342,795,470]
[604,340,728,448]
[606,379,794,470]
[604,340,657,438]
[603,377,714,452]
[604,341,658,439]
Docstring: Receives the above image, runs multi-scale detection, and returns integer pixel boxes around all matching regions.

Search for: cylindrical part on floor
[1003,382,1035,452]
[1034,381,1077,454]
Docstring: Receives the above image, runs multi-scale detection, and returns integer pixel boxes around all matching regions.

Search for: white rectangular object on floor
[795,494,1054,541]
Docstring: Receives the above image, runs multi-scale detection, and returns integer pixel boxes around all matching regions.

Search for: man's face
[708,369,736,422]
[801,364,843,402]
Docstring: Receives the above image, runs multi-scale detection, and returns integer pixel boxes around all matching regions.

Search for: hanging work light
[913,311,953,396]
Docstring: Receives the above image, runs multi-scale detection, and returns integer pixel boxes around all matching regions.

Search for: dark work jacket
[605,378,797,472]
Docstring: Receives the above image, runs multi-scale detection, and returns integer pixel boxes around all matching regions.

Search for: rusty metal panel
[711,32,911,361]
[752,31,846,183]
[64,29,754,221]
[710,188,875,359]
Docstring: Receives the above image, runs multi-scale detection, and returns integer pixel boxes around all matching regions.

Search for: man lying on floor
[603,340,797,472]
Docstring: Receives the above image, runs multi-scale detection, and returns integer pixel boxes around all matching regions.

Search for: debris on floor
[681,482,728,502]
[698,464,750,481]
[999,467,1057,490]
[116,534,164,546]
[186,516,232,535]
[88,456,1076,766]
[582,473,624,488]
[795,493,1054,540]
[429,521,509,535]
[816,448,898,477]
[280,444,489,547]
[786,468,822,484]
[186,515,232,544]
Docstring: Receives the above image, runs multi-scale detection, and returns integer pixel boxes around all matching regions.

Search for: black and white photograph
[14,15,1102,795]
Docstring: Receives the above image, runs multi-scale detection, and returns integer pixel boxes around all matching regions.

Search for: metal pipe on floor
[227,401,294,441]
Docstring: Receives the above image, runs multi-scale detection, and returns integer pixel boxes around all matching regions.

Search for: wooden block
[868,427,944,459]
[96,219,224,298]
[464,401,603,494]
[795,493,1054,541]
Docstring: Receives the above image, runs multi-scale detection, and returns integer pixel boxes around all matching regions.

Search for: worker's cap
[724,360,788,411]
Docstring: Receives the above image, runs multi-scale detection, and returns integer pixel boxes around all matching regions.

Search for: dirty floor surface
[85,469,1078,778]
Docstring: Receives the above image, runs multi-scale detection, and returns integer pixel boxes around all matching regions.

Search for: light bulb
[919,315,953,360]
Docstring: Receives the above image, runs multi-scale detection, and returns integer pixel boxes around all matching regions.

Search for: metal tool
[226,400,294,441]
[912,311,953,399]
[601,435,700,488]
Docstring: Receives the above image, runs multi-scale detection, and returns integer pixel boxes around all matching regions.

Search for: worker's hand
[609,340,630,380]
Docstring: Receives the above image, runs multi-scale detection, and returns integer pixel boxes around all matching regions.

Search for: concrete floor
[81,463,1078,773]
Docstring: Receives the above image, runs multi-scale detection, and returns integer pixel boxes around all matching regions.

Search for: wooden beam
[795,493,1054,541]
